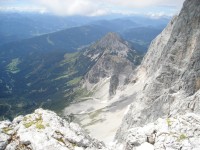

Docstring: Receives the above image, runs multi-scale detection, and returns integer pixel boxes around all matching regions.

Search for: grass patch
[35,115,43,122]
[178,134,187,142]
[6,58,21,74]
[166,118,172,126]
[57,138,65,145]
[35,115,45,129]
[24,121,35,128]
[2,127,13,134]
[36,122,45,129]
[61,52,79,65]
[54,71,77,81]
[23,114,45,129]
[68,77,82,86]
[23,116,28,121]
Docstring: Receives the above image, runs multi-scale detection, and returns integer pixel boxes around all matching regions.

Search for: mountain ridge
[82,32,142,98]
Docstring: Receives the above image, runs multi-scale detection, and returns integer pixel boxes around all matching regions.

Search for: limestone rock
[123,113,200,150]
[83,32,142,98]
[116,0,200,142]
[0,109,108,150]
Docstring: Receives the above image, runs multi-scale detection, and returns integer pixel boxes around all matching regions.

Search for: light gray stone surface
[83,32,142,97]
[0,109,107,150]
[123,113,200,150]
[116,0,200,144]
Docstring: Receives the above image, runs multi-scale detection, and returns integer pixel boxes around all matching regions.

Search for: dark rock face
[109,75,119,96]
[116,0,200,142]
[83,32,142,97]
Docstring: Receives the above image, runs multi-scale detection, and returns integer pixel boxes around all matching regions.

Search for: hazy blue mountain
[90,17,169,52]
[0,25,112,54]
[0,20,167,56]
[0,12,170,46]
[121,26,163,52]
[92,16,169,32]
[91,19,139,32]
[0,13,102,45]
[125,15,170,28]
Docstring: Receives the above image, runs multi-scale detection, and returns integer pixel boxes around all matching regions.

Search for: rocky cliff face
[83,32,142,98]
[116,0,200,146]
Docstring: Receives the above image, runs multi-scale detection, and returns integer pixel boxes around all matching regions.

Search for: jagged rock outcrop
[0,109,107,150]
[122,113,200,150]
[83,32,142,98]
[116,0,200,145]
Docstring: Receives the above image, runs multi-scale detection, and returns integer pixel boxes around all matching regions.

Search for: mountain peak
[83,32,142,98]
[83,32,140,64]
[83,32,133,60]
[101,32,121,41]
[94,32,125,49]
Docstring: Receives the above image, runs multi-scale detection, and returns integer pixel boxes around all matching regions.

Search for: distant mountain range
[0,12,170,46]
[0,13,99,45]
[0,13,170,119]
[0,19,166,54]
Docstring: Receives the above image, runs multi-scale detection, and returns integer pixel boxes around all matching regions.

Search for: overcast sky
[0,0,185,17]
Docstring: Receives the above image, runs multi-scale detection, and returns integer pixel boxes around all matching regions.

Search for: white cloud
[32,0,108,16]
[0,6,47,13]
[146,12,174,19]
[0,0,185,16]
[104,0,184,8]
[33,0,184,16]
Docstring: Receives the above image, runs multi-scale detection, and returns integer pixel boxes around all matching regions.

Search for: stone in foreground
[0,109,107,150]
[121,113,200,150]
